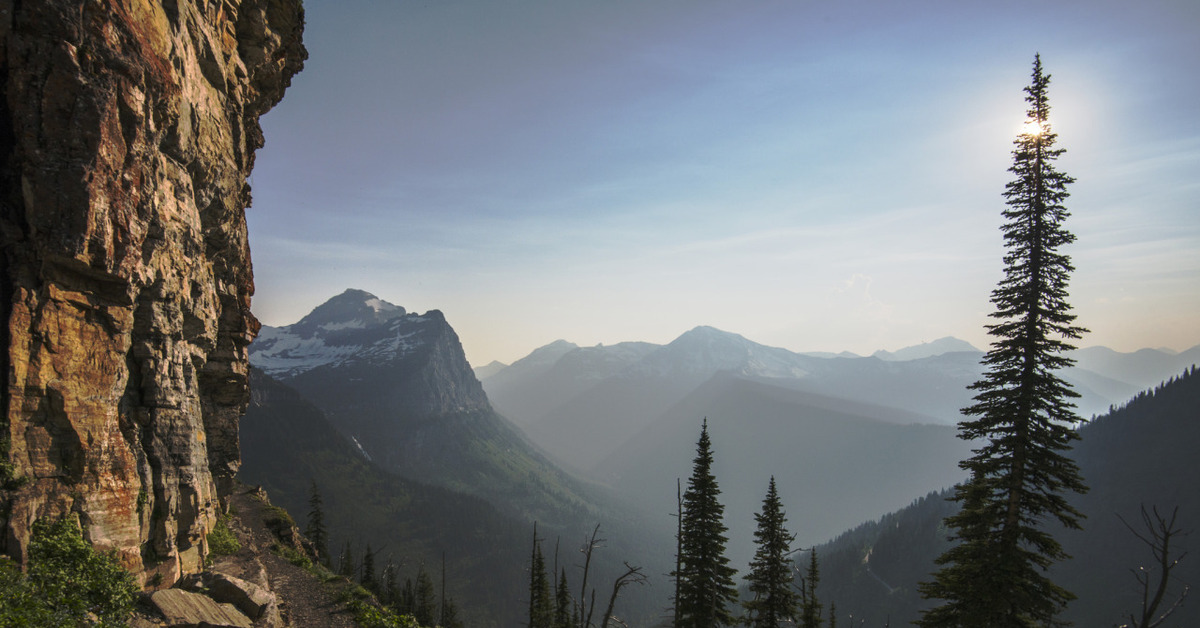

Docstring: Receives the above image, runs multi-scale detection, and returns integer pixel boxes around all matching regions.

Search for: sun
[1021,118,1048,137]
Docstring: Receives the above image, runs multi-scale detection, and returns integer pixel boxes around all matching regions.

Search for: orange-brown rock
[0,0,304,586]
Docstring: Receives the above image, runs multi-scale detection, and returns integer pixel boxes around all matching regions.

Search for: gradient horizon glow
[248,0,1200,366]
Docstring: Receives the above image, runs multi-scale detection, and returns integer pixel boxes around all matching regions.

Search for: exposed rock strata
[0,0,305,586]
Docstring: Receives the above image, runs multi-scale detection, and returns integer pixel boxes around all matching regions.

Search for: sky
[247,0,1200,367]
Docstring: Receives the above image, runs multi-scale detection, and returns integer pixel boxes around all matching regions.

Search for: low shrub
[0,517,138,627]
[207,514,241,556]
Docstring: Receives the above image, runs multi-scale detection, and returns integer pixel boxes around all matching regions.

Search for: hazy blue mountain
[489,328,1170,477]
[491,327,981,473]
[871,336,979,361]
[472,359,508,380]
[761,351,984,423]
[484,340,656,428]
[1069,344,1200,391]
[478,339,578,391]
[817,367,1200,627]
[507,327,835,471]
[594,372,973,568]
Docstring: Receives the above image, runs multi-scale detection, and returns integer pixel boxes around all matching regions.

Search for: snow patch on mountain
[250,326,364,377]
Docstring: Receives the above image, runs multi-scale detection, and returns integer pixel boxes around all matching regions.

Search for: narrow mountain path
[222,486,359,628]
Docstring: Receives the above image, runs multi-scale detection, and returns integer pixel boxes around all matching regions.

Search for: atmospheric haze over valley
[241,288,1200,625]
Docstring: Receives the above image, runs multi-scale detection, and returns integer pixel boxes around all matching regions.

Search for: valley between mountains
[244,289,1199,626]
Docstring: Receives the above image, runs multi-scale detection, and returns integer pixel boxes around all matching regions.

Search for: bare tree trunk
[1118,504,1191,628]
[578,524,603,628]
[600,562,647,627]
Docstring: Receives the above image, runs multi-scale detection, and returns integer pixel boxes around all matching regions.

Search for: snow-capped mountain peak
[250,290,440,379]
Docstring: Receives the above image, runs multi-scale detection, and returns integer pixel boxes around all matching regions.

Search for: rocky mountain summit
[251,289,490,424]
[1,0,305,587]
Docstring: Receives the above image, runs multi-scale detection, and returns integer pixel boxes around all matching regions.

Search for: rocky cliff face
[0,0,304,586]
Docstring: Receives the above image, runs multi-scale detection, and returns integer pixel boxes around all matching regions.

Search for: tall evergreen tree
[528,524,554,628]
[676,420,739,627]
[798,549,823,628]
[305,480,329,565]
[554,568,574,628]
[918,54,1089,628]
[743,477,798,627]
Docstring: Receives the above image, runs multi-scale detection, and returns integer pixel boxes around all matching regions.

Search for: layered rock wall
[0,0,304,585]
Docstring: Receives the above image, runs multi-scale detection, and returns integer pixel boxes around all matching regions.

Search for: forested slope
[818,367,1200,626]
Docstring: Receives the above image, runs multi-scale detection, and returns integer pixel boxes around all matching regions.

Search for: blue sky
[247,0,1200,366]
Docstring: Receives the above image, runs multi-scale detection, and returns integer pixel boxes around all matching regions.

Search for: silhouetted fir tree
[415,565,439,627]
[799,549,823,628]
[743,477,798,626]
[528,524,554,628]
[361,544,377,593]
[554,568,574,628]
[305,480,328,565]
[676,419,739,627]
[919,54,1088,628]
[829,602,837,628]
[337,541,355,578]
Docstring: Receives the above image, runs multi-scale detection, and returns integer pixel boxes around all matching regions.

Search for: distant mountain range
[480,327,1198,570]
[482,328,1197,472]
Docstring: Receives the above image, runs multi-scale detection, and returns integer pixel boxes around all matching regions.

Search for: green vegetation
[0,517,138,627]
[919,54,1089,627]
[206,514,241,556]
[271,541,313,570]
[263,503,296,529]
[0,438,29,490]
[345,597,422,628]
